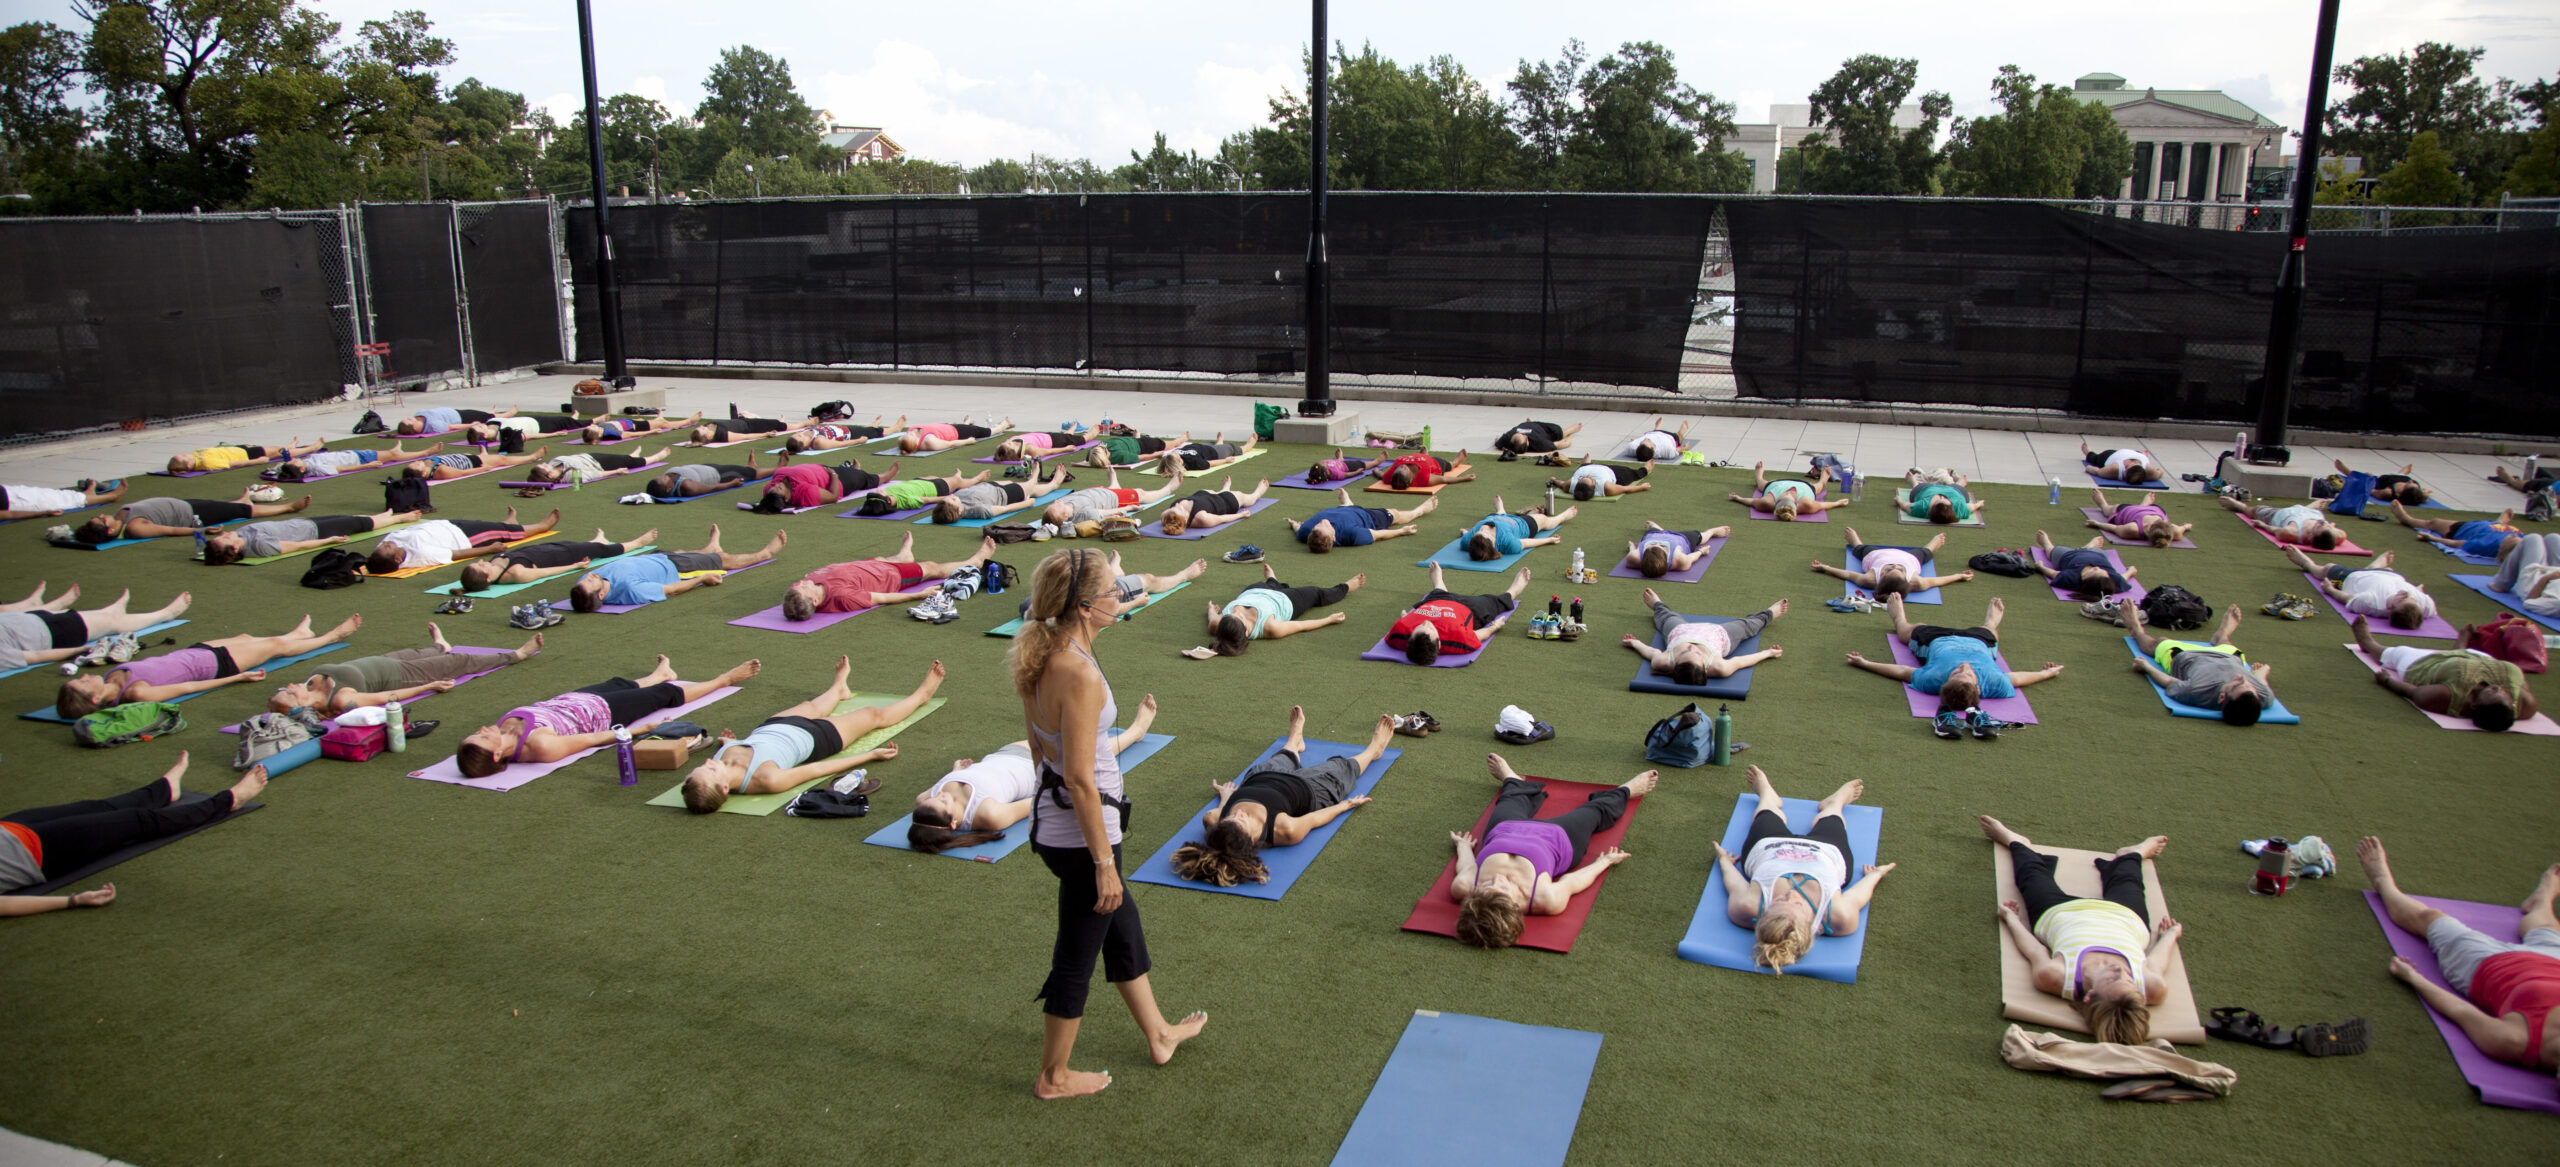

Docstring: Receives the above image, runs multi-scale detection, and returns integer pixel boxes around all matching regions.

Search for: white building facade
[2071,73,2283,203]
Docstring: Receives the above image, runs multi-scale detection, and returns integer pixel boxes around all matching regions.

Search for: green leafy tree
[965,157,1032,193]
[2372,129,2463,210]
[2326,42,2523,203]
[2502,108,2560,197]
[1505,39,1745,192]
[694,45,824,167]
[1944,65,2132,198]
[1799,54,1950,195]
[0,22,88,198]
[1245,44,1517,192]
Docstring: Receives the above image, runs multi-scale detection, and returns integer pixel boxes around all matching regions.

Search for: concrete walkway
[1,374,2540,513]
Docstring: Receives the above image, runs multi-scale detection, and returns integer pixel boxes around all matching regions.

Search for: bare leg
[773,655,858,720]
[215,613,362,666]
[883,531,917,563]
[1816,777,1864,818]
[2522,862,2560,938]
[1282,704,1307,755]
[1979,815,2029,848]
[2212,604,2243,647]
[2113,836,2169,860]
[1745,763,1783,818]
[1114,974,1206,1065]
[676,658,762,702]
[1034,1016,1110,1099]
[824,660,945,739]
[1351,713,1396,769]
[633,655,677,686]
[1981,595,2007,637]
[2358,837,2447,936]
[1885,592,1918,642]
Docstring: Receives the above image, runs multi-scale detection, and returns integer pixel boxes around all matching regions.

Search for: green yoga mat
[985,580,1191,637]
[643,694,947,816]
[235,525,400,566]
[424,546,657,597]
[1892,489,1986,528]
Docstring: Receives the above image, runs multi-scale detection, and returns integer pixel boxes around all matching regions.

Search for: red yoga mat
[1400,776,1646,953]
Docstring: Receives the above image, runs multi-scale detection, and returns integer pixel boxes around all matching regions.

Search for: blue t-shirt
[420,407,462,431]
[2046,547,2127,594]
[2452,521,2513,560]
[592,553,682,606]
[1475,513,1533,555]
[1302,506,1387,546]
[1910,636,2016,699]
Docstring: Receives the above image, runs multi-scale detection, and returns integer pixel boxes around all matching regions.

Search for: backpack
[1968,549,2037,578]
[808,399,855,422]
[1253,402,1288,441]
[2466,614,2548,674]
[1644,703,1714,769]
[2138,585,2210,631]
[301,548,367,590]
[73,702,187,748]
[982,523,1042,545]
[498,427,526,455]
[382,475,433,514]
[352,409,387,435]
[234,711,315,770]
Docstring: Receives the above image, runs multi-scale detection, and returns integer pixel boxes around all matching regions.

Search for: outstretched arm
[497,560,591,584]
[2007,663,2067,688]
[1843,652,1914,682]
[1828,863,1896,933]
[2396,961,2532,1063]
[1714,843,1758,927]
[1448,831,1481,898]
[1809,561,1864,583]
[1264,614,1346,639]
[1535,848,1630,913]
[2143,918,2183,1005]
[1998,901,2067,995]
[1623,636,1669,667]
[750,746,893,794]
[1916,571,1974,589]
[1273,795,1371,844]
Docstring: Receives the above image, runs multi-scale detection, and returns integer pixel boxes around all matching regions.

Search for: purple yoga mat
[1607,534,1725,583]
[546,558,772,615]
[1274,465,1379,490]
[217,648,517,733]
[725,591,903,632]
[1358,634,1489,667]
[2303,572,2458,639]
[1139,497,1277,540]
[2033,546,2148,603]
[425,466,507,486]
[1885,634,2039,724]
[2078,507,2197,549]
[406,685,740,792]
[971,439,1099,464]
[2363,891,2560,1116]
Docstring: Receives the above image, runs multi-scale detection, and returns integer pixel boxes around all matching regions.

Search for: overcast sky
[26,0,2559,164]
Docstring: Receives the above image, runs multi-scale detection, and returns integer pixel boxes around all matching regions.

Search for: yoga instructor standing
[1009,547,1205,1098]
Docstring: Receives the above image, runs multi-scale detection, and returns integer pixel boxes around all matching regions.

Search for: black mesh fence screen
[361,203,463,379]
[0,216,346,434]
[1727,199,2560,435]
[457,202,560,372]
[569,194,1713,390]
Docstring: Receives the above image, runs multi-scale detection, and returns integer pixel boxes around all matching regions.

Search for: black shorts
[237,445,270,460]
[531,415,587,433]
[506,542,620,569]
[187,500,252,525]
[192,643,241,679]
[1184,490,1241,517]
[762,714,845,762]
[1910,625,1997,649]
[831,465,881,493]
[1604,463,1646,486]
[664,551,722,573]
[36,609,89,648]
[1740,808,1857,874]
[1421,588,1514,626]
[311,515,376,539]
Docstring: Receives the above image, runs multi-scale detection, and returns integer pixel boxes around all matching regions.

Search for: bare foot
[1149,1011,1208,1065]
[426,622,451,652]
[1286,704,1306,744]
[1487,753,1522,782]
[831,654,853,691]
[638,655,676,685]
[229,765,268,805]
[1979,815,2026,847]
[2118,836,2169,860]
[2356,836,2394,887]
[717,658,763,686]
[1033,1068,1112,1100]
[1766,597,1790,619]
[1621,769,1660,798]
[1128,693,1158,734]
[2527,863,2560,915]
[288,614,315,637]
[1746,764,1777,801]
[1345,572,1367,592]
[1818,778,1864,815]
[514,632,545,661]
[324,613,361,640]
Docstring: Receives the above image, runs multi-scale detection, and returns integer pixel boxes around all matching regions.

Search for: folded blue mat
[862,733,1174,862]
[0,619,189,681]
[2429,540,2499,566]
[1843,546,1941,605]
[2122,637,2301,724]
[1626,618,1757,699]
[1128,736,1399,899]
[1676,793,1885,984]
[913,488,1069,528]
[2449,574,2560,632]
[1330,1010,1601,1167]
[21,644,347,723]
[1415,536,1528,573]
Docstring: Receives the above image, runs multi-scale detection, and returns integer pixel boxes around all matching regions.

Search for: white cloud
[632,75,668,104]
[808,39,1283,166]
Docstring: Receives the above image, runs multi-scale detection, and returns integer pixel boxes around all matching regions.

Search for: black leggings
[2009,841,2148,927]
[504,541,623,568]
[1420,588,1515,625]
[454,409,495,424]
[1485,778,1627,870]
[184,500,252,524]
[1253,577,1351,614]
[1741,809,1857,873]
[1032,840,1151,1019]
[947,423,993,441]
[6,779,234,879]
[528,415,586,433]
[586,453,649,472]
[574,678,689,725]
[312,514,378,539]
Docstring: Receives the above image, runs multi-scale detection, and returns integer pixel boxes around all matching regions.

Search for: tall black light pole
[575,0,632,385]
[2252,0,2343,463]
[1300,0,1333,417]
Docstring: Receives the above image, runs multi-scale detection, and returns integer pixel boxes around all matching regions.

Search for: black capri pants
[1420,588,1516,625]
[573,678,688,726]
[2009,841,2148,929]
[1740,809,1857,873]
[1484,778,1627,870]
[503,541,625,569]
[182,500,252,525]
[6,778,237,883]
[1253,577,1354,615]
[1031,840,1152,1018]
[1910,625,1998,649]
[948,423,994,441]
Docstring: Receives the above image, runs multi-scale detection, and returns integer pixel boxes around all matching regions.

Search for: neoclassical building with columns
[2072,72,2285,203]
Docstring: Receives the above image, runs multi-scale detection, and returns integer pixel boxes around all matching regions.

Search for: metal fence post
[448,202,477,384]
[891,199,901,370]
[1538,198,1552,394]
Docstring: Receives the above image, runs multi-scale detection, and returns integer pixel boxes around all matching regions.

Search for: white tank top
[1027,643,1123,848]
[922,746,1039,828]
[1745,836,1846,924]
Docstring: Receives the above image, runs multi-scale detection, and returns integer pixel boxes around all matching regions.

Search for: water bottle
[1570,547,1586,580]
[1847,464,1862,501]
[1546,484,1557,515]
[613,725,637,787]
[1709,704,1733,766]
[2048,477,2062,505]
[570,468,585,491]
[2251,836,2293,896]
[384,699,406,753]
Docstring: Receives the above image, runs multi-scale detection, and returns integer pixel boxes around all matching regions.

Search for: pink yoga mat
[549,558,772,615]
[1358,634,1489,667]
[2033,546,2147,604]
[217,648,518,733]
[971,439,1099,464]
[1885,634,2039,723]
[2306,574,2458,639]
[725,592,905,632]
[406,686,740,792]
[2078,507,2197,548]
[2236,512,2374,556]
[1606,534,1725,583]
[1139,497,1277,540]
[2363,891,2560,1116]
[1274,465,1378,490]
[2341,644,2560,735]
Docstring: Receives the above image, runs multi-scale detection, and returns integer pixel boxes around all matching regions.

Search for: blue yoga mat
[1676,794,1885,984]
[861,733,1175,862]
[2449,574,2560,633]
[2429,540,2499,567]
[1330,1010,1601,1167]
[1128,736,1400,899]
[1843,546,1941,605]
[0,620,190,681]
[653,479,764,503]
[2122,637,2301,724]
[1627,619,1757,699]
[21,644,347,723]
[913,488,1069,527]
[1415,536,1528,574]
[47,517,246,552]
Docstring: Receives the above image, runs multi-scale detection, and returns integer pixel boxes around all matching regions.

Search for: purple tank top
[1480,819,1573,880]
[2114,504,2167,529]
[114,648,221,690]
[501,691,611,737]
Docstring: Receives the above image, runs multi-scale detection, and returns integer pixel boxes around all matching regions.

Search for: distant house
[1730,103,1935,194]
[819,124,905,163]
[2073,73,2284,203]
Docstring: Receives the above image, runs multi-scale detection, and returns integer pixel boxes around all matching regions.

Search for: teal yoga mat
[1415,536,1528,573]
[0,620,189,680]
[984,580,1190,637]
[22,644,347,722]
[860,732,1175,861]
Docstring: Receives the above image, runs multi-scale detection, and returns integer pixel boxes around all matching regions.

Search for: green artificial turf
[2,438,2555,1164]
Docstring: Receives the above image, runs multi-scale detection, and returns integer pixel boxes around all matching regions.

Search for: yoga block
[568,387,666,418]
[632,739,691,770]
[1271,411,1359,445]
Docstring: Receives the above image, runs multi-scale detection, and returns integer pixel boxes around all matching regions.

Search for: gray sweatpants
[1650,600,1772,645]
[2425,916,2560,994]
[2491,532,2560,593]
[1240,750,1365,809]
[383,647,517,686]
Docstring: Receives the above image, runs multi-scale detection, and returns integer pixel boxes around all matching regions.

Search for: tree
[694,45,824,166]
[1504,39,1746,192]
[2502,111,2560,197]
[1507,39,1584,189]
[1943,65,2132,199]
[2372,129,2463,208]
[1798,54,1950,195]
[1244,43,1517,192]
[2326,42,2520,202]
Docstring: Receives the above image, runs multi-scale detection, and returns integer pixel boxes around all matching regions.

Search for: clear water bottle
[1570,547,1586,579]
[384,699,406,753]
[613,726,637,787]
[2048,477,2062,505]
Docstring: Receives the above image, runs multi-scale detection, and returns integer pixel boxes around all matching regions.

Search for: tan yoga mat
[1991,840,2206,1045]
[1362,480,1446,495]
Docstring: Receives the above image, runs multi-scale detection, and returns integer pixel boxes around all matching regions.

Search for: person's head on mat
[55,672,125,718]
[1172,817,1269,886]
[930,496,970,525]
[2384,593,2430,632]
[907,779,1008,853]
[455,729,517,778]
[364,545,413,575]
[1454,878,1530,948]
[1401,620,1445,665]
[566,573,616,613]
[1305,459,1336,483]
[2217,684,2265,727]
[1769,499,1802,522]
[1384,463,1423,491]
[2306,523,2340,551]
[1304,524,1338,554]
[2060,565,2128,601]
[1637,542,1674,578]
[1465,523,1503,562]
[2467,684,2519,732]
[1926,495,1959,525]
[1934,665,1982,714]
[747,482,795,515]
[2137,516,2179,547]
[199,529,254,566]
[782,579,825,622]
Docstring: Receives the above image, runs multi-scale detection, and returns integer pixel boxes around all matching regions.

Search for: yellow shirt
[193,447,252,470]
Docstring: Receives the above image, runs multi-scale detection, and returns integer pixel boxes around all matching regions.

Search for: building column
[2200,141,2219,202]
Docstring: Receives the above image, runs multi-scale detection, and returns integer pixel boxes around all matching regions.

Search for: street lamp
[636,134,660,204]
[745,163,758,200]
[420,138,458,200]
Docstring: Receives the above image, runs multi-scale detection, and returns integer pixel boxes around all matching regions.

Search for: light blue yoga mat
[424,545,658,597]
[861,732,1174,862]
[21,643,347,722]
[1676,794,1885,984]
[2122,637,2301,725]
[1128,736,1399,899]
[1330,1010,1601,1167]
[47,517,246,551]
[1843,546,1941,604]
[2448,573,2560,633]
[1415,536,1528,573]
[2429,540,2500,567]
[984,580,1190,638]
[913,488,1069,527]
[0,619,190,680]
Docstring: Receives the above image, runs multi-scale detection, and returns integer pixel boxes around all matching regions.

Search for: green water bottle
[1709,704,1732,766]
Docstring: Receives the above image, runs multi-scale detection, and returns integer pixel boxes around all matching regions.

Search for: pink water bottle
[613,726,637,787]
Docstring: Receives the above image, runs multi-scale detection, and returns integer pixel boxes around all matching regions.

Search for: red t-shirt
[1386,454,1442,487]
[804,560,917,613]
[1385,599,1483,654]
[772,463,834,509]
[2468,951,2560,1062]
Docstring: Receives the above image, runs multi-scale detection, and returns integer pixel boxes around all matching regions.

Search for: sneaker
[1030,523,1056,542]
[2079,597,2125,626]
[534,599,565,627]
[1223,543,1263,564]
[1932,711,1965,740]
[434,595,474,615]
[2529,490,2555,523]
[909,593,947,621]
[508,604,547,630]
[1967,709,2014,740]
[1493,720,1557,745]
[2261,593,2315,620]
[1524,614,1550,639]
[1556,619,1584,642]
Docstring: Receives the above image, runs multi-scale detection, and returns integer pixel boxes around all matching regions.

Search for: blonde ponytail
[1007,549,1109,697]
[1752,913,1812,973]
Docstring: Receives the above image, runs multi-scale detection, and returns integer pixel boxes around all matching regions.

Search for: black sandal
[2205,1007,2296,1050]
[2293,1018,2371,1057]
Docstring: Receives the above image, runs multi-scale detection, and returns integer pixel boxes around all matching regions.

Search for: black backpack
[1968,549,2037,578]
[2138,585,2209,631]
[498,427,526,455]
[352,409,387,435]
[301,548,367,589]
[809,400,855,422]
[382,475,433,514]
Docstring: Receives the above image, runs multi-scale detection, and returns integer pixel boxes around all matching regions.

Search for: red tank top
[2468,952,2560,1064]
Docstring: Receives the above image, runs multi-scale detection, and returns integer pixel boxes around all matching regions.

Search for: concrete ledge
[568,388,665,417]
[1272,412,1359,445]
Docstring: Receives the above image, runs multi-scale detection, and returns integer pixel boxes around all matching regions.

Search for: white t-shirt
[2337,569,2436,620]
[1569,464,1613,491]
[1860,547,1924,582]
[1664,621,1730,658]
[1632,431,1681,459]
[923,744,1039,828]
[2520,566,2560,617]
[378,520,475,568]
[491,416,540,434]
